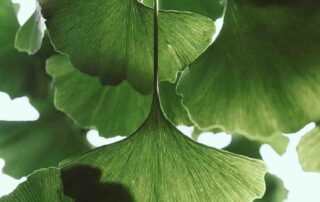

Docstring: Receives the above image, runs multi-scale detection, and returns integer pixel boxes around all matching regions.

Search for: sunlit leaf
[159,80,192,126]
[57,103,266,201]
[297,125,320,172]
[144,0,226,19]
[15,2,45,55]
[47,55,192,137]
[46,55,152,137]
[226,134,289,156]
[0,168,72,202]
[225,136,288,202]
[39,0,215,94]
[177,0,320,141]
[256,173,288,202]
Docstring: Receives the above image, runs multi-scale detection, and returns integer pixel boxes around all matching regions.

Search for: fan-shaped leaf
[177,0,320,141]
[39,0,215,94]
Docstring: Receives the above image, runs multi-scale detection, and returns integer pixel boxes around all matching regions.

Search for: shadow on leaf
[61,165,134,202]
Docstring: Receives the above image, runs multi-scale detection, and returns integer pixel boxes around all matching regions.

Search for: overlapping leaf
[177,0,320,141]
[15,2,45,55]
[0,101,91,178]
[297,125,320,172]
[225,136,288,202]
[0,0,90,178]
[0,168,72,202]
[144,0,226,19]
[3,102,267,201]
[39,0,215,94]
[47,55,191,137]
[46,55,152,137]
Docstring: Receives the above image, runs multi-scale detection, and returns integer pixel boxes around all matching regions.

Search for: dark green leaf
[0,101,91,178]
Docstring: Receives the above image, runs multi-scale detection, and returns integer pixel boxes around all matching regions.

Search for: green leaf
[39,0,215,94]
[46,55,152,137]
[297,125,320,172]
[0,0,54,99]
[144,0,226,20]
[46,55,192,137]
[159,80,192,126]
[226,134,289,156]
[0,100,91,178]
[58,105,266,201]
[256,173,288,202]
[0,168,72,202]
[15,2,45,55]
[177,0,320,141]
[0,0,90,178]
[224,136,288,202]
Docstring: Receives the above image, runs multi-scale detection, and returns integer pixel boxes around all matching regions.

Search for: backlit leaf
[177,0,320,141]
[15,2,45,55]
[47,55,192,137]
[0,168,72,202]
[58,103,267,201]
[297,125,320,172]
[39,0,215,94]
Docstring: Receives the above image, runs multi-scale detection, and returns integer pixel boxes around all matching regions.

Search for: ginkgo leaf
[39,0,215,94]
[46,55,152,137]
[144,0,226,20]
[0,0,90,178]
[57,102,266,201]
[15,1,45,55]
[0,0,54,99]
[47,55,192,137]
[0,168,72,202]
[297,125,320,172]
[226,134,289,156]
[159,80,192,126]
[256,173,288,202]
[177,0,320,141]
[224,136,288,202]
[0,100,91,178]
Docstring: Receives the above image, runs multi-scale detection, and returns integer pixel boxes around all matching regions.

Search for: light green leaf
[0,0,90,178]
[0,100,91,178]
[0,0,54,99]
[297,125,320,172]
[224,136,288,202]
[39,0,215,94]
[256,174,288,202]
[15,2,45,55]
[144,0,226,20]
[159,80,192,126]
[177,0,320,141]
[47,55,192,137]
[46,55,152,137]
[58,105,266,201]
[0,168,72,202]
